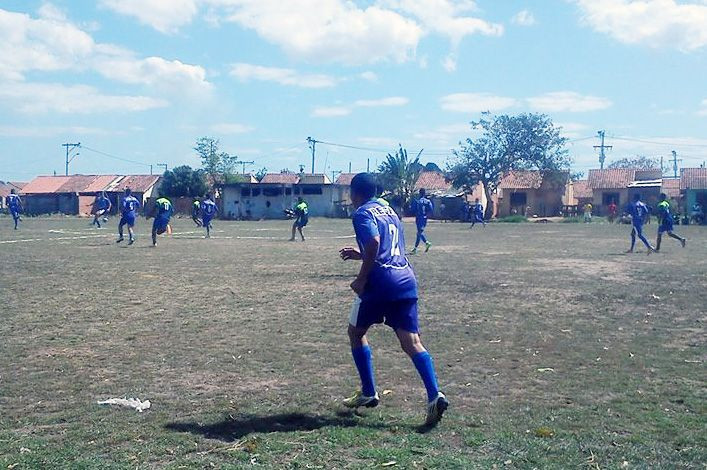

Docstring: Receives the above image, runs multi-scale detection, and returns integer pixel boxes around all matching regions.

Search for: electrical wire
[81,145,153,167]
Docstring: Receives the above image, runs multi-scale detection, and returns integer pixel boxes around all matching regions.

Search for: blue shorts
[349,297,419,333]
[153,216,170,233]
[658,219,674,233]
[473,213,484,223]
[120,214,136,227]
[202,215,213,226]
[295,217,308,228]
[416,217,427,230]
[10,209,20,220]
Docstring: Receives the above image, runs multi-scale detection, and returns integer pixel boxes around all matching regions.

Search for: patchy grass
[495,215,528,223]
[0,216,705,469]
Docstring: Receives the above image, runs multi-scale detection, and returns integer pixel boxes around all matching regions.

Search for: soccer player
[655,193,686,252]
[92,191,112,229]
[201,194,218,238]
[583,202,593,223]
[289,197,309,242]
[6,189,22,230]
[626,193,654,254]
[411,188,433,254]
[116,188,140,245]
[191,198,202,227]
[470,198,486,229]
[339,173,448,427]
[150,196,174,246]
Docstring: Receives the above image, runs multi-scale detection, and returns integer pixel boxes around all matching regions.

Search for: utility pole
[349,162,352,173]
[332,170,342,183]
[593,131,612,169]
[367,158,370,172]
[156,163,168,173]
[671,150,682,179]
[235,160,255,175]
[62,142,81,176]
[306,137,318,174]
[660,156,664,174]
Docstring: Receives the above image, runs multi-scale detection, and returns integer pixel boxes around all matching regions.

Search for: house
[20,174,162,215]
[221,173,349,219]
[497,170,571,217]
[571,180,593,207]
[680,168,707,222]
[0,181,26,210]
[587,168,662,215]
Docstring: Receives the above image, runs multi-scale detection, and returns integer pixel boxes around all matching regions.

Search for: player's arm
[351,237,379,295]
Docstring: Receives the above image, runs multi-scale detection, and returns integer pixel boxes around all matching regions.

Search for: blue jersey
[7,194,21,210]
[413,197,433,220]
[353,199,417,302]
[474,202,484,215]
[96,196,110,210]
[201,200,217,216]
[155,198,173,218]
[628,201,649,226]
[120,195,140,216]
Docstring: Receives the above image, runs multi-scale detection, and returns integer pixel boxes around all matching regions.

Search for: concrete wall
[498,188,566,217]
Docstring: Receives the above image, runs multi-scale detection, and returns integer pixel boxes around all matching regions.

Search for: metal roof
[298,174,332,185]
[680,168,707,190]
[588,168,662,189]
[335,173,356,185]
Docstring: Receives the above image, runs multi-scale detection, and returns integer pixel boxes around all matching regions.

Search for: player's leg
[656,232,663,251]
[344,299,379,408]
[627,226,637,252]
[635,225,653,252]
[12,211,19,229]
[298,225,305,241]
[128,223,135,244]
[152,223,158,246]
[667,231,686,247]
[117,218,125,242]
[390,300,448,426]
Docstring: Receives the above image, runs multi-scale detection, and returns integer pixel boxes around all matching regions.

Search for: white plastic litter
[97,397,151,412]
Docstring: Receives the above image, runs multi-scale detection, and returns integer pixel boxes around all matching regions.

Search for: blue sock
[351,345,376,397]
[412,351,440,402]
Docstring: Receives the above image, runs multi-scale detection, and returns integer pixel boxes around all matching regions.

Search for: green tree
[447,113,570,219]
[160,165,208,198]
[608,156,660,170]
[194,137,242,187]
[255,167,268,182]
[378,145,423,211]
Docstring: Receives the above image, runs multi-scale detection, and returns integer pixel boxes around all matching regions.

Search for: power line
[612,136,707,148]
[81,145,153,168]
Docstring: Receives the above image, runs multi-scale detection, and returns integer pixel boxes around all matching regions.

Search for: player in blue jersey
[201,194,218,238]
[470,198,486,229]
[6,189,22,230]
[655,193,686,252]
[149,197,174,246]
[339,173,448,427]
[626,193,654,254]
[116,188,140,245]
[92,191,112,229]
[410,188,433,254]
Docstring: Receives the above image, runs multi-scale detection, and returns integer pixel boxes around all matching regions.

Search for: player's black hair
[350,173,377,199]
[633,193,641,201]
[125,188,132,195]
[659,192,667,200]
[10,188,15,194]
[419,188,426,197]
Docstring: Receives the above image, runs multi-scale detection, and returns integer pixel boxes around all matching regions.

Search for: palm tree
[378,145,423,212]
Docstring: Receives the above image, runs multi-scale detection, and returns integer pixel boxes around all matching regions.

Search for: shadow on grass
[166,411,390,442]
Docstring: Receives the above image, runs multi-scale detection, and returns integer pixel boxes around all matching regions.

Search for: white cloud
[413,123,473,143]
[0,125,111,137]
[210,123,255,134]
[442,54,457,72]
[359,71,379,82]
[229,63,338,88]
[440,93,518,113]
[311,106,352,118]
[511,9,535,26]
[357,137,400,148]
[556,122,590,138]
[100,0,199,33]
[0,6,210,94]
[574,0,707,51]
[218,1,422,65]
[354,97,409,107]
[699,99,707,116]
[314,96,409,117]
[0,82,168,114]
[527,91,612,112]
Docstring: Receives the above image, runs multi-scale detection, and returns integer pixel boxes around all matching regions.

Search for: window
[252,188,261,197]
[602,192,619,205]
[263,187,283,197]
[241,188,251,197]
[302,186,323,195]
[510,192,527,206]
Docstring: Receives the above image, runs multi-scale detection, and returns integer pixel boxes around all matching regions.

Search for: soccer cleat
[410,248,418,255]
[116,237,124,243]
[425,392,449,427]
[342,391,380,409]
[681,238,687,248]
[128,238,135,245]
[425,242,432,253]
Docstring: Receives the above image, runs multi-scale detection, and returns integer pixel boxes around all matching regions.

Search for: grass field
[0,216,705,469]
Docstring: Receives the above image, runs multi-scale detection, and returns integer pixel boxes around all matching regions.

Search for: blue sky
[1,0,706,181]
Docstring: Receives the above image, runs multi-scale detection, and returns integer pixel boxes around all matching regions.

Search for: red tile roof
[572,180,592,199]
[109,175,160,193]
[335,173,356,185]
[588,168,662,189]
[21,176,73,193]
[0,181,25,198]
[661,178,681,198]
[56,175,103,193]
[21,175,160,194]
[680,168,707,190]
[85,175,120,192]
[499,171,543,189]
[260,173,300,184]
[414,171,452,192]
